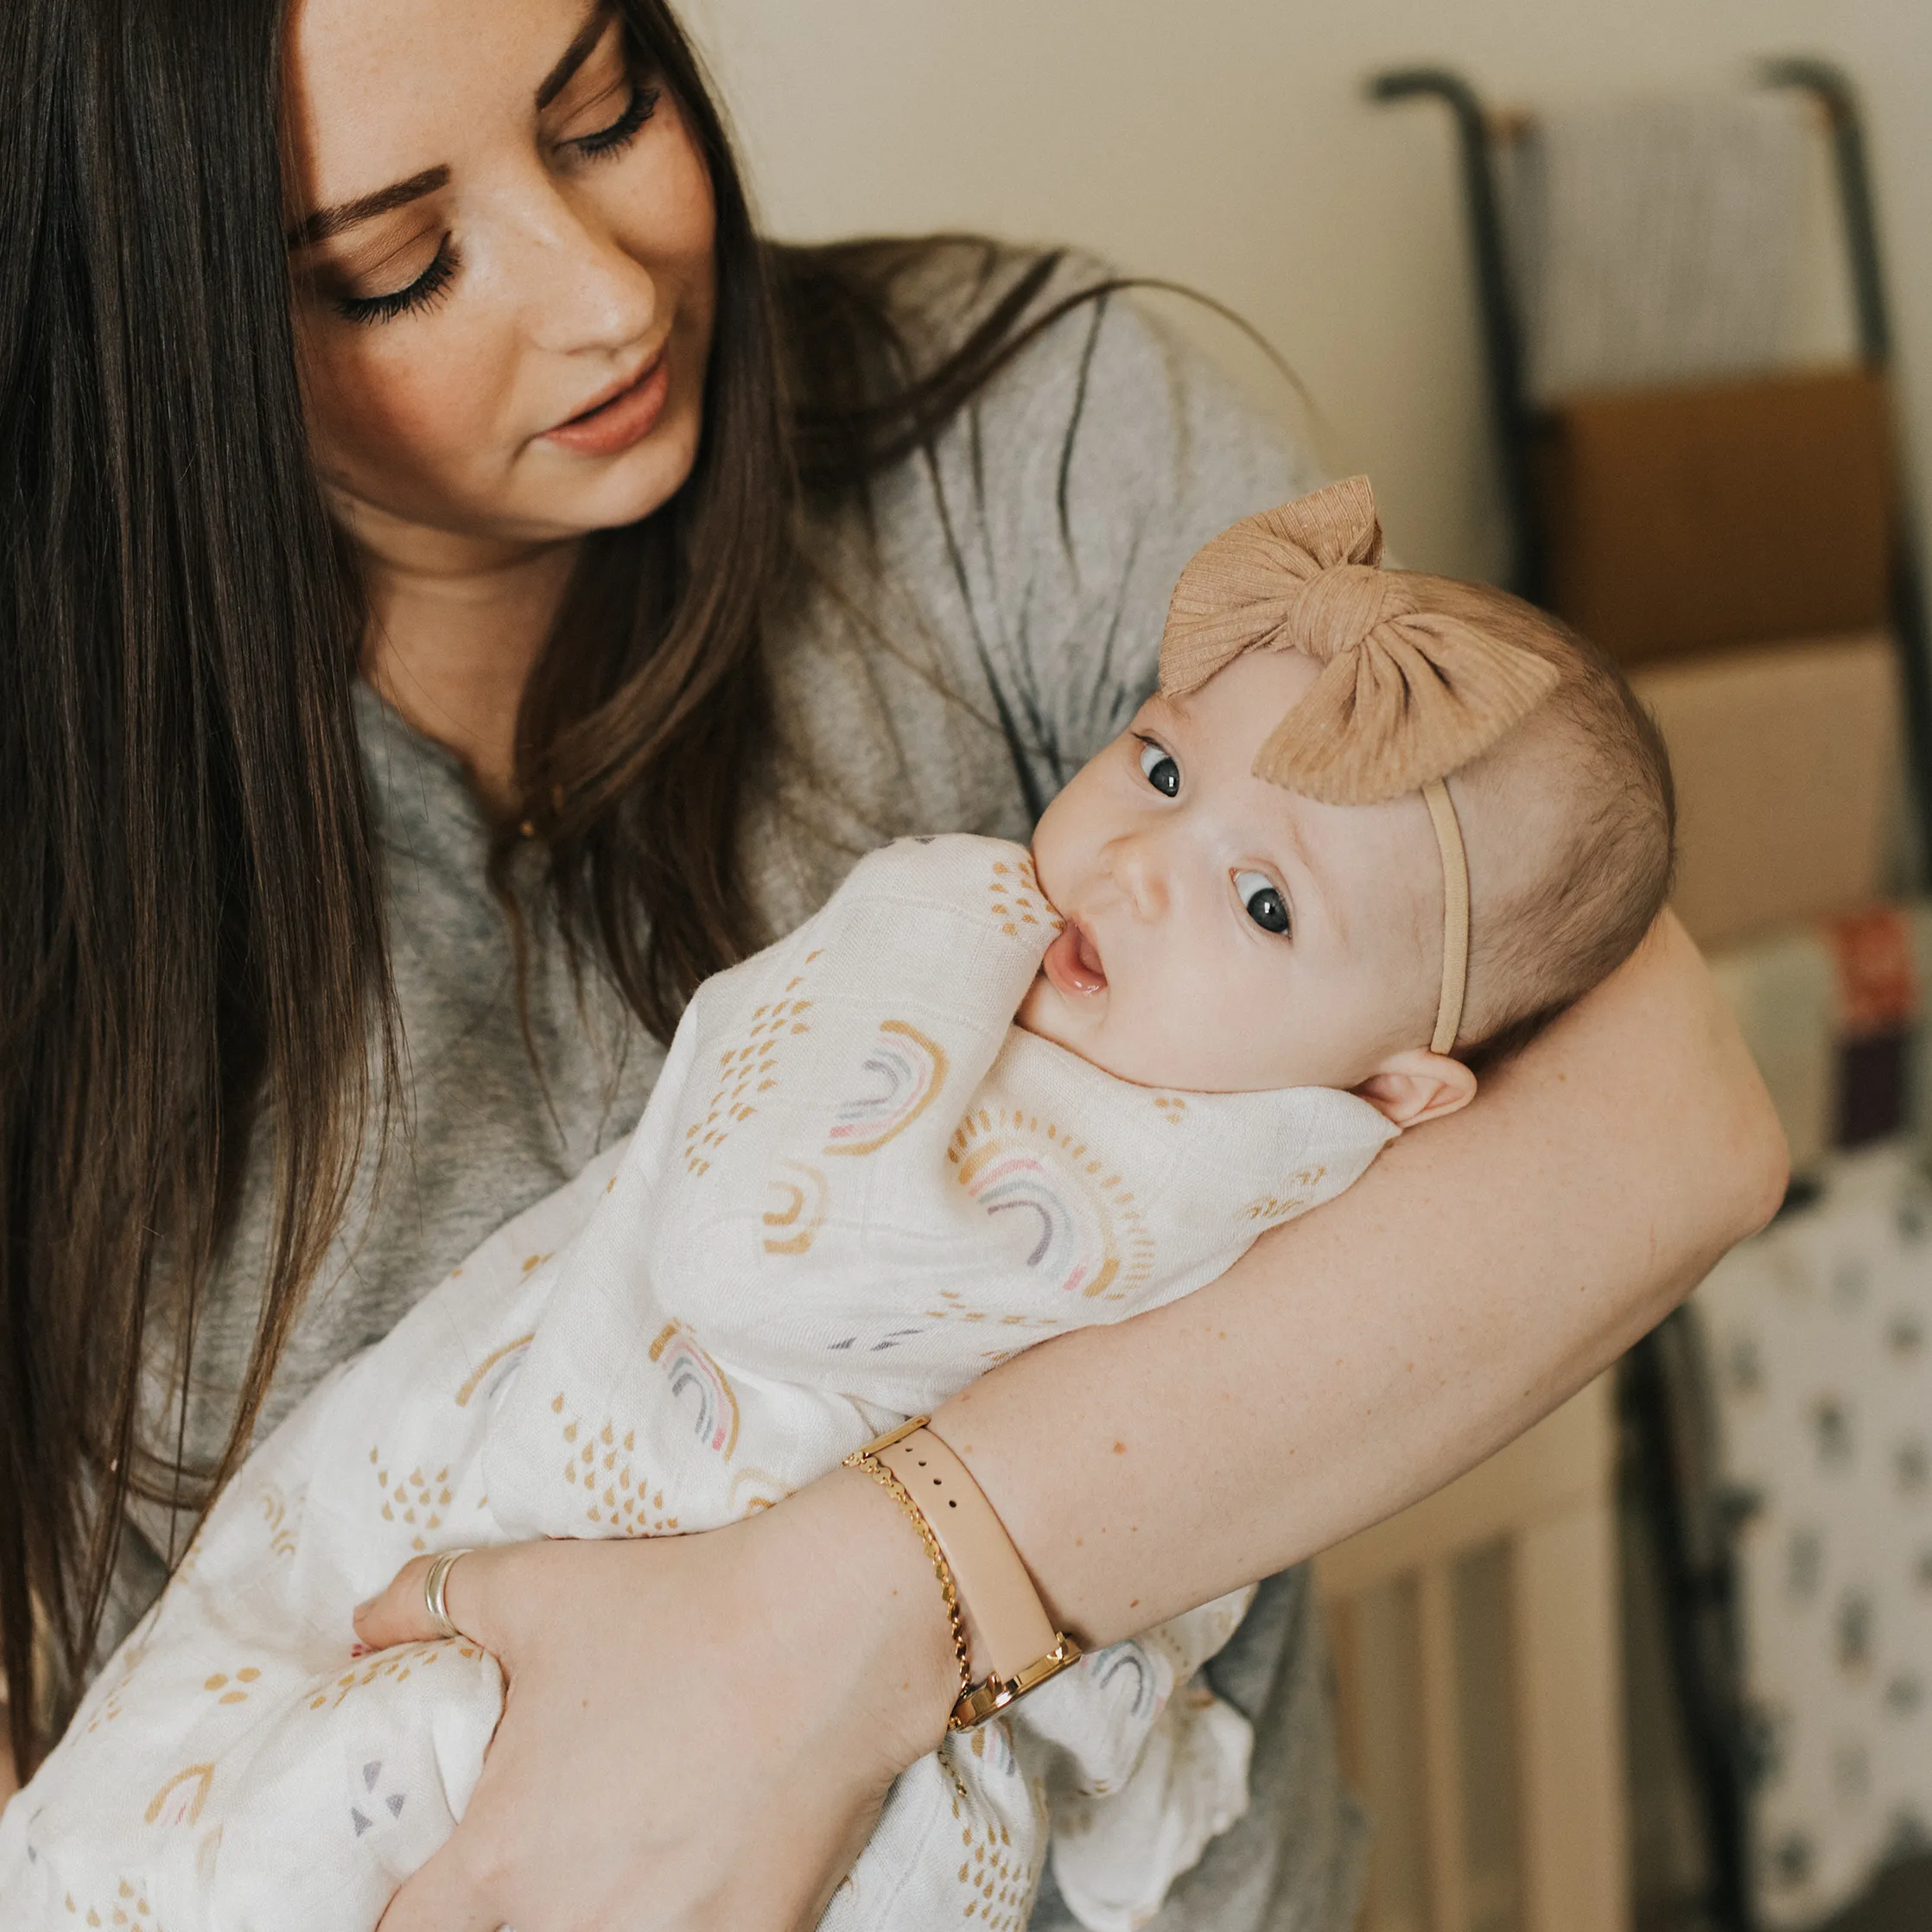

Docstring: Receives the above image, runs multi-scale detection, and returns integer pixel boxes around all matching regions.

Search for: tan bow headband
[1158,476,1560,1055]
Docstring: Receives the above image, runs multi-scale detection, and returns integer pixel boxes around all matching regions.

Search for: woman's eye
[569,78,661,159]
[334,238,461,326]
[1235,869,1291,936]
[1137,740,1180,798]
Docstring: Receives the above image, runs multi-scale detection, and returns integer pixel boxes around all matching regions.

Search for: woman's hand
[356,1468,960,1932]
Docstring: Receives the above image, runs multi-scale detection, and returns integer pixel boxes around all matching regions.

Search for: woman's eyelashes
[331,73,660,326]
[1233,868,1292,937]
[335,240,461,327]
[569,78,662,160]
[1136,737,1180,798]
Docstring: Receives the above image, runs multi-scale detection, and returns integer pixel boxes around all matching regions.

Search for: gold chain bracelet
[844,1439,972,1718]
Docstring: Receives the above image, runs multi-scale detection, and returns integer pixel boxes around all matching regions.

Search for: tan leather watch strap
[874,1425,1057,1682]
[850,1418,1080,1725]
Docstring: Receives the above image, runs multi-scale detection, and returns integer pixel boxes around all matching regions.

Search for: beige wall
[678,0,1932,588]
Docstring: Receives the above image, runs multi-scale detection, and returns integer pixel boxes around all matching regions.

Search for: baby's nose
[1111,836,1171,920]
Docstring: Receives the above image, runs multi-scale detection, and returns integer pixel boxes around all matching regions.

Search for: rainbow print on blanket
[948,1109,1154,1302]
[649,1322,740,1456]
[824,1019,950,1156]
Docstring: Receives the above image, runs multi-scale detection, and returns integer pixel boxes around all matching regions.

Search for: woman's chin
[521,404,703,537]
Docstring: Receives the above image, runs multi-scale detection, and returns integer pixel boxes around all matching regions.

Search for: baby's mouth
[1042,920,1109,997]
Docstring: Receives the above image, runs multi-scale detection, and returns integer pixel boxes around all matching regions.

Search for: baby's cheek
[1124,966,1237,1090]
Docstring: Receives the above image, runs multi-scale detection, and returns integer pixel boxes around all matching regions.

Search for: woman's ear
[1353,1048,1478,1128]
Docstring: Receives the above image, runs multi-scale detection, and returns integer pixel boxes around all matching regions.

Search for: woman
[0,0,1784,1927]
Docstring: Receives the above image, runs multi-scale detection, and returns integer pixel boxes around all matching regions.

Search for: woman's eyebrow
[286,6,613,251]
[535,2,616,111]
[288,167,450,251]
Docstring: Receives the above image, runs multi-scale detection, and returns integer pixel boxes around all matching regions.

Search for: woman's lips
[543,354,670,457]
[1042,921,1108,998]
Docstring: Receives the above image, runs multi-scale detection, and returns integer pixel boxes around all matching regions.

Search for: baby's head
[1018,477,1675,1126]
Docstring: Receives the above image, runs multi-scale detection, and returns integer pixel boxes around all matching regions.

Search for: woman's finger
[375,1832,502,1932]
[353,1546,496,1652]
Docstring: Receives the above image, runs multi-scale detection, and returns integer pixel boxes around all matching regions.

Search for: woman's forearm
[934,912,1787,1648]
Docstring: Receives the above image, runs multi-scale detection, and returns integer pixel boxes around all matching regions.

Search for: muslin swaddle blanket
[2,834,1395,1932]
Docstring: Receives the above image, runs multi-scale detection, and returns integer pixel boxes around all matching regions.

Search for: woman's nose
[506,183,658,358]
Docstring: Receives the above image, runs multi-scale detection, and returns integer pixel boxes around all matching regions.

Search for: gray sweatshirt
[111,250,1365,1931]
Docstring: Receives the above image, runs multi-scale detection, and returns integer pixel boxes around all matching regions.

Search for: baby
[0,478,1673,1932]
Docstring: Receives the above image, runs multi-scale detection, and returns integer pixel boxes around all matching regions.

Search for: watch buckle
[949,1634,1083,1730]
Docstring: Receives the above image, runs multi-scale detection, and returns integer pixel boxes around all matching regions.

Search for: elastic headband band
[1422,778,1469,1057]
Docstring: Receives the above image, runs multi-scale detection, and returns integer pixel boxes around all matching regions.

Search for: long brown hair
[0,0,1128,1771]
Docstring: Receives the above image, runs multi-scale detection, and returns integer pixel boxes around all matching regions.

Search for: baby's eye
[1235,869,1291,936]
[1137,739,1180,798]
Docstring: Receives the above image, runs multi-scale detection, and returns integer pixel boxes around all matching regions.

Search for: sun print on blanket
[921,1284,1065,1357]
[302,1639,482,1716]
[948,1109,1153,1302]
[366,1448,454,1554]
[80,1639,150,1736]
[545,1393,678,1533]
[945,1723,1037,1931]
[54,1872,162,1929]
[1236,1166,1330,1229]
[684,954,822,1178]
[986,853,1060,943]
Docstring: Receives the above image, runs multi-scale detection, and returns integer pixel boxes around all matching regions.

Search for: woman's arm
[365,912,1784,1932]
[944,908,1786,1643]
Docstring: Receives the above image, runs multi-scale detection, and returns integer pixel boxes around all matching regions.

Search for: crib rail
[1318,1376,1628,1932]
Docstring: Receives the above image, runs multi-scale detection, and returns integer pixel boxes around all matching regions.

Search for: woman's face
[284,0,716,556]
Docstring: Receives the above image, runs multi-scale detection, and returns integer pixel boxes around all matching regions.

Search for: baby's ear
[1352,1049,1478,1128]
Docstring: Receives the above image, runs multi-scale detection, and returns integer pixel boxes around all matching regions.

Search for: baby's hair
[1397,576,1676,1070]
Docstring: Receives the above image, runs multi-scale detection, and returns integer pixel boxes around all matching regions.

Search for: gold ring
[422,1548,473,1642]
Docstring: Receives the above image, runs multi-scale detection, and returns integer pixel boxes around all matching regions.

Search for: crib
[1354,51,1929,1932]
[1319,1376,1627,1932]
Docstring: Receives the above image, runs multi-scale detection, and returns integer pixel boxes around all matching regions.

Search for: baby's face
[1020,649,1465,1109]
